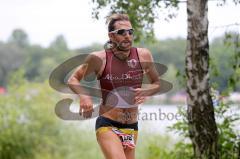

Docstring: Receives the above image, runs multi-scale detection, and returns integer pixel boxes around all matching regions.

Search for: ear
[108,33,114,42]
[108,32,114,39]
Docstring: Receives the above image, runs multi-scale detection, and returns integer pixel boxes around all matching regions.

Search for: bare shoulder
[83,50,106,66]
[136,48,154,70]
[84,50,106,75]
[91,50,106,58]
[86,50,106,62]
[137,47,153,62]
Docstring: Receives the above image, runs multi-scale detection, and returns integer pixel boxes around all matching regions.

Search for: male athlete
[67,13,160,159]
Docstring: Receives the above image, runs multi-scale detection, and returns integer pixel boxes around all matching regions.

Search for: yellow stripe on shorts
[96,126,138,135]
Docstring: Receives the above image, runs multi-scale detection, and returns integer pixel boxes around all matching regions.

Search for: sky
[0,0,239,49]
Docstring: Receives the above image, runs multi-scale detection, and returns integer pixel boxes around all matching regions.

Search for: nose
[124,32,132,39]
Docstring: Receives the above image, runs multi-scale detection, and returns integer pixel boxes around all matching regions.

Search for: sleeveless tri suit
[95,47,143,149]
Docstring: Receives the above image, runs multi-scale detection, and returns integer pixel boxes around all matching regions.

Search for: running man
[67,13,160,159]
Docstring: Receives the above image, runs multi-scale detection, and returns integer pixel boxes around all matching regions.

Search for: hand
[79,95,93,118]
[132,88,148,105]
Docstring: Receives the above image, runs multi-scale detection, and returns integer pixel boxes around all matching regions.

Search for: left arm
[133,48,161,104]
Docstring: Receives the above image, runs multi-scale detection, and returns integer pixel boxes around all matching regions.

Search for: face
[108,20,134,52]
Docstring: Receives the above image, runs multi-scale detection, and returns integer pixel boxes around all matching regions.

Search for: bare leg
[124,132,138,159]
[96,130,127,159]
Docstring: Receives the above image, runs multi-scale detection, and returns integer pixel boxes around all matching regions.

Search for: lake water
[67,104,240,139]
[67,105,182,134]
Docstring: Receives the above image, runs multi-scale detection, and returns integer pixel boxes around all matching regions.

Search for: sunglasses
[110,29,134,36]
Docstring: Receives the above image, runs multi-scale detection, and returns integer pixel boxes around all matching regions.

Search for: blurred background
[0,0,239,159]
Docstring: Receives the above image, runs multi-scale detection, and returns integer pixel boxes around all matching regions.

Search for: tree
[8,29,29,48]
[49,35,68,51]
[48,35,70,63]
[0,43,25,86]
[186,0,218,158]
[92,0,179,42]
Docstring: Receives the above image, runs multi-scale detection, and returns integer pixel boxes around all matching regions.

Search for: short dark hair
[106,13,130,32]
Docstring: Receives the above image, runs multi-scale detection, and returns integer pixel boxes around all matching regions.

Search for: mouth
[121,41,131,47]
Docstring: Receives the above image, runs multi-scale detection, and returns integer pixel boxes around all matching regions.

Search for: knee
[124,148,135,159]
[110,156,126,159]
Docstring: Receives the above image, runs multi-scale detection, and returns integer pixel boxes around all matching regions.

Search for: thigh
[96,130,126,159]
[124,131,138,159]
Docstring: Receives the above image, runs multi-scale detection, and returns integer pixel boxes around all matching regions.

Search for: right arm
[67,53,101,118]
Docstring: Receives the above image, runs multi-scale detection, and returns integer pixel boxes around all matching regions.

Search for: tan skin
[67,20,160,159]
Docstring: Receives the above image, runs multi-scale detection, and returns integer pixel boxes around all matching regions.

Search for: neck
[111,48,131,61]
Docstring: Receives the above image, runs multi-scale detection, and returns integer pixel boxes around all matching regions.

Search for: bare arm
[141,48,161,96]
[134,48,161,104]
[67,53,102,117]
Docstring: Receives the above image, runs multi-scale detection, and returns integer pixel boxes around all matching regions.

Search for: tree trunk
[186,0,219,158]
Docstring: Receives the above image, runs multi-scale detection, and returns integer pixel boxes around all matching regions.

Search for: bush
[167,100,240,159]
[0,70,103,159]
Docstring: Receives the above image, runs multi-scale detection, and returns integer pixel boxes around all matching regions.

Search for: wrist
[79,94,92,99]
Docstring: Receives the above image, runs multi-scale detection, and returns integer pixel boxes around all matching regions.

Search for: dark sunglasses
[110,29,134,36]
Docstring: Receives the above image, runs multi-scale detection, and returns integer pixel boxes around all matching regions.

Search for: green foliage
[167,32,240,157]
[0,70,104,159]
[0,30,77,85]
[138,38,186,68]
[215,101,240,158]
[167,107,194,158]
[166,32,240,159]
[1,28,239,93]
[75,43,103,54]
[0,70,58,159]
[92,0,179,42]
[163,64,183,94]
[167,101,240,158]
[0,42,26,87]
[49,35,68,52]
[136,130,194,159]
[224,32,240,92]
[8,29,29,48]
[91,0,239,42]
[210,32,240,92]
[135,133,175,159]
[217,0,240,6]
